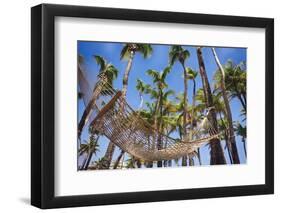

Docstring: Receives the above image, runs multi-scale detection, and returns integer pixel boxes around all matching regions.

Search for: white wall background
[0,0,279,212]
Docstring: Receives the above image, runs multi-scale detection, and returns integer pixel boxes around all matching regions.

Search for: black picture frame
[31,3,274,209]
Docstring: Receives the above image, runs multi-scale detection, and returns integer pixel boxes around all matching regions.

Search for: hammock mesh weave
[80,75,220,161]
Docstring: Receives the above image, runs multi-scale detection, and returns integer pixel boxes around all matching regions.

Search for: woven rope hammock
[79,74,220,162]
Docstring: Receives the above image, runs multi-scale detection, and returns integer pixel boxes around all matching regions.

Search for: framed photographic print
[31,3,274,209]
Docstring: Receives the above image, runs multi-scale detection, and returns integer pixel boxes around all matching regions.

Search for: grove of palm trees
[78,41,247,170]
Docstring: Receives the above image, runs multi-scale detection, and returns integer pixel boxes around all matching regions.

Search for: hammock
[79,75,219,161]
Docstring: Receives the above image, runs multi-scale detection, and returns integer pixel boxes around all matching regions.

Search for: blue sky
[78,41,247,168]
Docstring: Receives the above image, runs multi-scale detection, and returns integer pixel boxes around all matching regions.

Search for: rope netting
[79,75,220,161]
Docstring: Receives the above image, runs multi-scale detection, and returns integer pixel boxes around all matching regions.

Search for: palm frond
[93,55,106,71]
[120,45,130,60]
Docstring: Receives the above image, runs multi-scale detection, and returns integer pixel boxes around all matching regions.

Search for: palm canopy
[175,93,199,123]
[186,67,198,80]
[136,79,150,94]
[144,68,174,102]
[79,136,100,156]
[94,55,118,83]
[146,66,171,89]
[162,99,178,114]
[213,60,246,100]
[136,79,152,109]
[138,108,154,125]
[195,89,209,113]
[120,43,153,60]
[169,45,190,65]
[234,122,246,139]
[93,55,118,95]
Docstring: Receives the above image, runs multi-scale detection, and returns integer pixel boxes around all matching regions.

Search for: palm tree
[136,79,150,109]
[94,55,119,92]
[195,88,234,164]
[79,133,100,170]
[211,93,234,164]
[78,55,118,138]
[79,56,118,169]
[126,156,136,169]
[211,48,240,164]
[77,54,91,140]
[187,68,198,165]
[138,103,156,168]
[94,157,108,170]
[187,68,198,136]
[113,149,125,169]
[169,45,190,166]
[195,89,217,164]
[214,60,246,112]
[146,67,174,167]
[217,117,233,164]
[173,94,187,165]
[235,123,247,157]
[120,43,153,99]
[102,141,116,169]
[109,44,153,169]
[79,147,88,170]
[173,94,196,166]
[161,100,178,166]
[78,54,92,106]
[196,47,226,165]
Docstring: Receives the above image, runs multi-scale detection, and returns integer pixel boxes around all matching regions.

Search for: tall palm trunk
[157,120,163,167]
[211,48,240,164]
[243,138,247,157]
[189,157,194,166]
[108,51,135,168]
[236,91,247,112]
[138,93,144,109]
[218,111,234,164]
[146,136,153,168]
[190,79,196,138]
[156,91,163,167]
[103,142,116,169]
[224,130,233,164]
[82,135,100,170]
[163,128,172,167]
[84,151,94,170]
[197,149,202,165]
[196,47,226,165]
[113,150,125,169]
[80,154,88,170]
[242,92,247,107]
[181,62,188,166]
[122,51,135,98]
[192,81,202,165]
[190,78,197,166]
[78,74,106,138]
[136,159,142,168]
